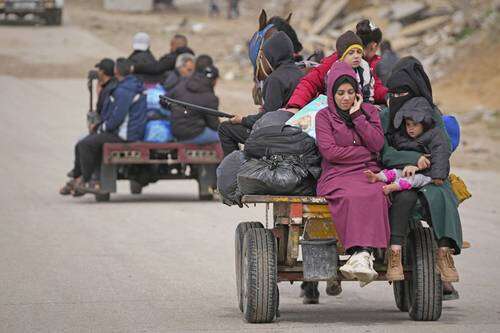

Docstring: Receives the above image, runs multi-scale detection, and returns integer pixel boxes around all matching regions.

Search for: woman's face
[343,48,363,68]
[334,82,356,111]
[364,42,379,60]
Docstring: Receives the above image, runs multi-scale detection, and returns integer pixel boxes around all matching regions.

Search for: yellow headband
[340,44,363,61]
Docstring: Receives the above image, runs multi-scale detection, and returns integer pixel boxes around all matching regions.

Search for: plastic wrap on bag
[144,120,174,143]
[237,155,316,196]
[216,151,245,206]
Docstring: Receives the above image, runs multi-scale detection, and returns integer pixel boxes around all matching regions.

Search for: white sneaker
[339,254,357,280]
[340,251,378,283]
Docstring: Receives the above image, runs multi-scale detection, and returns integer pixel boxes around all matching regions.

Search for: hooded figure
[169,66,220,142]
[391,97,451,180]
[315,61,389,254]
[241,31,303,128]
[380,58,463,259]
[386,56,435,131]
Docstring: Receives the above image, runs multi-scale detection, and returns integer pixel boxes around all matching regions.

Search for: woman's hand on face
[349,94,363,115]
[417,155,431,170]
[403,165,419,177]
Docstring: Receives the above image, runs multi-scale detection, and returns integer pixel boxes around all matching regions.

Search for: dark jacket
[162,69,184,91]
[168,72,220,141]
[97,77,118,120]
[133,46,195,77]
[128,49,162,83]
[390,97,451,180]
[376,49,400,86]
[102,75,148,142]
[242,32,303,128]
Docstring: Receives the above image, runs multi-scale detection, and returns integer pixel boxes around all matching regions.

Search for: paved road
[0,75,499,332]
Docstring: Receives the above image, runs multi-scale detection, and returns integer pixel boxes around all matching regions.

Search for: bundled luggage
[237,155,316,196]
[217,111,322,205]
[216,151,245,206]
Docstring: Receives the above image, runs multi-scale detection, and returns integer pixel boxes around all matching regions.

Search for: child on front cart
[365,97,451,194]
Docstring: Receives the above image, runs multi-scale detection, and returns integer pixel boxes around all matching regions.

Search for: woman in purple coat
[316,61,390,285]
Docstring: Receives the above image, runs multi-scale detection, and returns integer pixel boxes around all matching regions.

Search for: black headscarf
[332,75,359,128]
[386,56,433,131]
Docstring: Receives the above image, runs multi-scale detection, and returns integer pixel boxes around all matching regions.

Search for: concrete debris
[286,0,474,81]
[400,16,451,37]
[191,23,206,33]
[390,2,427,23]
[309,0,348,35]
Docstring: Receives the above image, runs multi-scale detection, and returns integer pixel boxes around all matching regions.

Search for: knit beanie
[336,31,363,60]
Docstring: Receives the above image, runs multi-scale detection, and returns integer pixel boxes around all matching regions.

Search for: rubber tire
[130,181,143,195]
[94,193,110,202]
[408,227,442,321]
[242,228,278,323]
[45,8,62,26]
[235,222,264,312]
[393,245,410,312]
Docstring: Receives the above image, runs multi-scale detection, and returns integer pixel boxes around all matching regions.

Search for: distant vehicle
[0,0,63,25]
[86,70,223,202]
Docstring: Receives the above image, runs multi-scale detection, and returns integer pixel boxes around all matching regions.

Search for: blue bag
[145,84,170,117]
[144,120,174,143]
[443,115,460,152]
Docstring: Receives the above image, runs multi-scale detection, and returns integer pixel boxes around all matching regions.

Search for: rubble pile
[289,0,499,79]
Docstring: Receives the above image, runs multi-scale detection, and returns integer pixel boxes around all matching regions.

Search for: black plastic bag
[244,124,321,174]
[237,155,316,196]
[216,151,245,206]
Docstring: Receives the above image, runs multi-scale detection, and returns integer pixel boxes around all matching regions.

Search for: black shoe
[443,282,459,301]
[326,279,342,296]
[301,282,319,304]
[66,169,75,178]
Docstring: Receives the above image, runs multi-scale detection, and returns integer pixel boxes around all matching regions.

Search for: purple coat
[315,62,390,250]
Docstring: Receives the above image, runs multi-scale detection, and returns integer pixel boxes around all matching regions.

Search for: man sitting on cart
[73,58,148,194]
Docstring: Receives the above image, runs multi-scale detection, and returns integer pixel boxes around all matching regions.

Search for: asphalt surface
[0,75,499,332]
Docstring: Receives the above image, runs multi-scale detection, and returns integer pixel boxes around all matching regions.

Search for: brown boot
[436,248,459,282]
[386,249,404,281]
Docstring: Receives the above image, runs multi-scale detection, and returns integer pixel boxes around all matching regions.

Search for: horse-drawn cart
[235,195,442,323]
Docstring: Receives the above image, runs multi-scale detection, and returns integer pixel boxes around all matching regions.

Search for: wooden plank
[242,195,327,204]
[392,36,420,51]
[309,0,349,35]
[400,16,451,37]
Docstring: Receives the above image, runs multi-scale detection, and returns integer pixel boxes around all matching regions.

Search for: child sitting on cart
[364,97,451,197]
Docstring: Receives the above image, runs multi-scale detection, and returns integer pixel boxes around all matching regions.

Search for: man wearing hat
[133,34,195,81]
[59,58,118,195]
[94,58,118,119]
[128,32,159,84]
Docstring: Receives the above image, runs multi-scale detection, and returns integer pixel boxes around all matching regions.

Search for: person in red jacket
[287,19,387,111]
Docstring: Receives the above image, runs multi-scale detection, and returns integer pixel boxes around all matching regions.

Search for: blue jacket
[102,75,147,141]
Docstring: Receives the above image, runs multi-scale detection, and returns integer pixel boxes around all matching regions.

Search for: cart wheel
[235,222,264,312]
[130,181,143,195]
[393,245,410,312]
[408,226,442,321]
[242,228,278,323]
[95,193,110,202]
